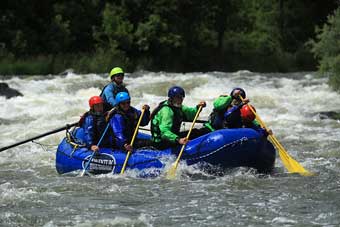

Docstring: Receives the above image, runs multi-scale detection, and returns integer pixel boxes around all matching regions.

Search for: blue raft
[56,128,276,176]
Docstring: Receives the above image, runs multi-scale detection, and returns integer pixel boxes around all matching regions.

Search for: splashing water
[1,71,340,226]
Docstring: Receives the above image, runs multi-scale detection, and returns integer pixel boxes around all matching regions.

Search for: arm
[141,108,150,126]
[134,107,150,126]
[182,105,199,121]
[109,114,127,149]
[158,107,179,142]
[103,84,117,107]
[213,95,232,111]
[223,103,244,119]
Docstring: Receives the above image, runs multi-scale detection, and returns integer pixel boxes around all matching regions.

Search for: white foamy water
[1,71,340,226]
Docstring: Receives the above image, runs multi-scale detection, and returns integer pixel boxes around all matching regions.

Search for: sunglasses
[114,73,124,77]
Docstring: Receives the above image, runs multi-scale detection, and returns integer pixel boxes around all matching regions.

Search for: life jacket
[208,109,226,130]
[225,108,243,128]
[108,106,139,143]
[79,111,111,147]
[100,82,129,111]
[209,105,243,129]
[150,100,184,143]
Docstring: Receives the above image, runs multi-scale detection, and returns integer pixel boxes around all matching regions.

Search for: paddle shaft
[0,122,78,152]
[170,106,203,174]
[239,98,286,152]
[138,119,207,132]
[120,108,146,174]
[81,123,111,176]
[185,119,207,124]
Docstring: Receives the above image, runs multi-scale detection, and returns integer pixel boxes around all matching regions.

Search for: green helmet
[109,67,124,78]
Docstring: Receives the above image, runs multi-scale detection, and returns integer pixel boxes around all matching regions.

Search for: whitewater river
[1,71,340,226]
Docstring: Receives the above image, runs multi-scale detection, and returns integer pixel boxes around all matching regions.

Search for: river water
[1,71,340,226]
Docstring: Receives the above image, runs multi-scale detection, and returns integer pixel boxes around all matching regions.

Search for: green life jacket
[150,100,184,143]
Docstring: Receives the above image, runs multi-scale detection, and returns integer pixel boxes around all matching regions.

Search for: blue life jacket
[80,111,112,148]
[209,103,244,129]
[100,82,129,111]
[108,106,150,149]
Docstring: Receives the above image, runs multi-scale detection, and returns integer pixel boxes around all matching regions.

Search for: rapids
[1,71,340,226]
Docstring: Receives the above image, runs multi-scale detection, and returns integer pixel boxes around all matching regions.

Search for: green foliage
[95,3,133,51]
[0,56,52,75]
[310,8,340,91]
[0,1,339,74]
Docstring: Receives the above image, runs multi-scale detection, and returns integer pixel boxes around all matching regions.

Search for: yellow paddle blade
[166,144,185,179]
[166,162,179,179]
[277,149,314,176]
[165,105,203,179]
[239,96,313,176]
[269,135,314,176]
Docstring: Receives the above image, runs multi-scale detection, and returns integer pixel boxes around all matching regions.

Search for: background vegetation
[0,0,339,88]
[309,7,340,91]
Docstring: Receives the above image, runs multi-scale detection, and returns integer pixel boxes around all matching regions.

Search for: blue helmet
[168,86,185,98]
[230,87,246,99]
[115,92,130,104]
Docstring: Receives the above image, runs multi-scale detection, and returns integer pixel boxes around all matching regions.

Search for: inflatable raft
[56,128,276,176]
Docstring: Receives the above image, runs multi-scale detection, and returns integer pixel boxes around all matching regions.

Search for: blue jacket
[100,82,129,107]
[109,107,150,149]
[81,112,112,148]
[209,103,244,130]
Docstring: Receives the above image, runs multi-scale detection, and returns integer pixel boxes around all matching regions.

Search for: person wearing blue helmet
[100,67,129,111]
[107,92,150,152]
[150,86,207,150]
[205,87,249,131]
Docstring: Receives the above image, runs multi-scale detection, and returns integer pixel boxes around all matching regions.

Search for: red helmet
[240,104,256,122]
[89,96,103,109]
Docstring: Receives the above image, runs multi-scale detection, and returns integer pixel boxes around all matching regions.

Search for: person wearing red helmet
[240,104,272,137]
[79,96,112,152]
[89,96,104,113]
[240,104,256,123]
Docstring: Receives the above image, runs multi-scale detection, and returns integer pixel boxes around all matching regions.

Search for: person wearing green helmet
[100,67,129,111]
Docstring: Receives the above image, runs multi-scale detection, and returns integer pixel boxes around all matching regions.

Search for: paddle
[138,119,208,132]
[184,119,207,124]
[239,96,312,176]
[80,123,111,176]
[166,105,203,179]
[120,108,146,174]
[0,122,78,152]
